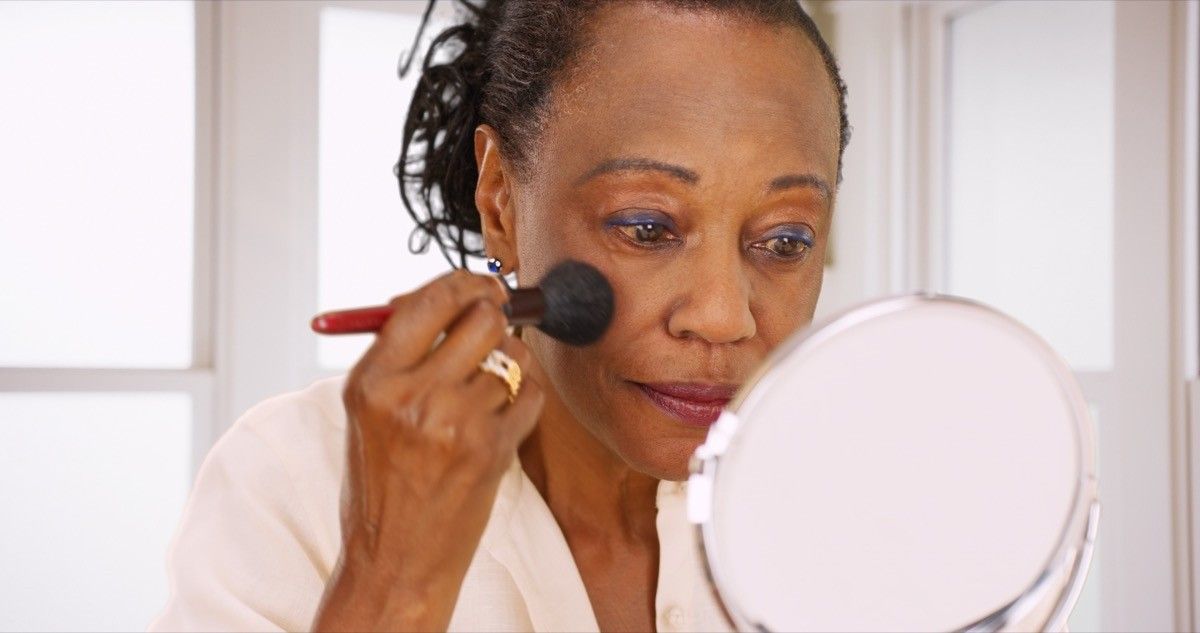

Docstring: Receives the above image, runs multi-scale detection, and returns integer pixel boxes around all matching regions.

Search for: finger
[373,270,509,370]
[495,373,545,451]
[462,366,514,415]
[421,300,507,383]
[495,335,536,380]
[456,332,537,405]
[436,333,536,420]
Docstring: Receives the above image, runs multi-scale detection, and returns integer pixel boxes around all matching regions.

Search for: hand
[313,270,545,632]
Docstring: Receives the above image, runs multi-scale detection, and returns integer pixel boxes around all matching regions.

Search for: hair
[397,0,850,269]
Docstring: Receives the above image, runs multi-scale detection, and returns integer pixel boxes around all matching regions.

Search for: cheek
[750,263,824,343]
[527,257,668,390]
[511,181,601,285]
[525,326,632,452]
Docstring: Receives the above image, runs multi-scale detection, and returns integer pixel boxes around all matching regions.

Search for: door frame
[824,0,1198,629]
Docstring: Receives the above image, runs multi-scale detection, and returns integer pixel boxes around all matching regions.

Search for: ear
[474,124,519,274]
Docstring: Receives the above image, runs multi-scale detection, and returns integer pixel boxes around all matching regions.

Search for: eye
[752,228,814,261]
[607,213,680,248]
[620,221,671,243]
[763,235,808,257]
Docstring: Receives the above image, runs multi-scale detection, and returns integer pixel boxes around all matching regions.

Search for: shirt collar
[480,457,600,632]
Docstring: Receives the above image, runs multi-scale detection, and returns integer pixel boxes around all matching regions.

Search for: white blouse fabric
[149,376,735,632]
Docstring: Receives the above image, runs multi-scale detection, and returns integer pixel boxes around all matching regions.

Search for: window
[0,2,206,630]
[317,4,456,370]
[0,0,195,368]
[0,393,192,631]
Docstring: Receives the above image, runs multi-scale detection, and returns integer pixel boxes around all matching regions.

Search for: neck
[518,391,660,544]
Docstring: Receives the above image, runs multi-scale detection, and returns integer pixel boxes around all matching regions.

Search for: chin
[614,424,707,481]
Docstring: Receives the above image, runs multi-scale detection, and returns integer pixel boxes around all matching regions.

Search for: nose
[666,250,757,344]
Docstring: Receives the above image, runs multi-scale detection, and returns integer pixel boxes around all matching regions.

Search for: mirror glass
[692,296,1096,632]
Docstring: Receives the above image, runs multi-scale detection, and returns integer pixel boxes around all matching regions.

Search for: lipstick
[636,382,737,427]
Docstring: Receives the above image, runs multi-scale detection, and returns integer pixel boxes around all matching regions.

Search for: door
[929,2,1182,630]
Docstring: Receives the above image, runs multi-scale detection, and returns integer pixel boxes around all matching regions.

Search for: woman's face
[500,2,840,480]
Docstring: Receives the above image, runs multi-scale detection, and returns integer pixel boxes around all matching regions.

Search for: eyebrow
[574,155,832,201]
[767,173,831,200]
[574,157,699,186]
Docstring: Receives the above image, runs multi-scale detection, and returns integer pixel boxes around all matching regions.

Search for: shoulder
[149,376,349,632]
[203,374,349,556]
[203,375,348,517]
[230,374,348,457]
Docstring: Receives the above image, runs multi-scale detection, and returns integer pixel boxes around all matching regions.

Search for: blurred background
[0,0,1196,631]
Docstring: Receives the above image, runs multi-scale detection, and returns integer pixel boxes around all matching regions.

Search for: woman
[152,0,848,630]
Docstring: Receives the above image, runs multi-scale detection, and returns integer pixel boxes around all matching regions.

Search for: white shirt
[149,376,734,632]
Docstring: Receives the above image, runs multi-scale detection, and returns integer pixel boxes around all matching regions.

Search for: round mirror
[688,294,1098,632]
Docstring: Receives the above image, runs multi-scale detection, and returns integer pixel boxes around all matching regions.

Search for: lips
[635,382,738,427]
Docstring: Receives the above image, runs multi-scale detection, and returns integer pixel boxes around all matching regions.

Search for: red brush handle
[311,288,539,335]
[310,305,394,334]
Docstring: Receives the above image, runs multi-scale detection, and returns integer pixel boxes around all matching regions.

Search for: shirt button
[661,606,685,630]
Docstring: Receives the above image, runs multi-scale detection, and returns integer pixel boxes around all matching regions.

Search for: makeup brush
[310,259,614,346]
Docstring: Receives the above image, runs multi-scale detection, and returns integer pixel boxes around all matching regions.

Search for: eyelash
[608,216,814,262]
[610,219,680,248]
[751,232,814,261]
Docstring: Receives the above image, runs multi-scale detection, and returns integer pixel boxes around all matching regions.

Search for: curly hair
[396,0,849,269]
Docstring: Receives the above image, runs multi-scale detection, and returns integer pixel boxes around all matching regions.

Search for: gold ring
[479,349,521,403]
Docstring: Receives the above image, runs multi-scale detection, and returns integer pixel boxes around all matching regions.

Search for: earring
[486,256,503,274]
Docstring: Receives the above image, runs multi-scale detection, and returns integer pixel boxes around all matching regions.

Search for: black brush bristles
[538,260,614,346]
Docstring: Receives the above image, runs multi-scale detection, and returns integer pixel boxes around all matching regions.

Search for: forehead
[533,1,840,188]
